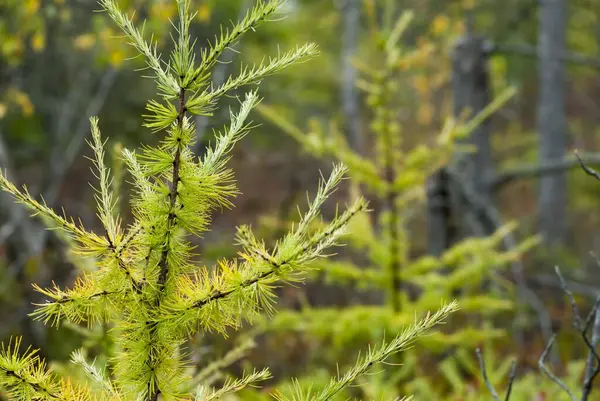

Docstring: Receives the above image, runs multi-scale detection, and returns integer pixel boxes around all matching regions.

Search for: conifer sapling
[0,1,458,401]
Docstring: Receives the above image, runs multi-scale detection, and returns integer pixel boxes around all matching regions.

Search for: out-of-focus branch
[538,266,600,401]
[491,42,600,69]
[43,67,118,205]
[490,152,600,190]
[476,348,517,401]
[575,149,600,181]
[539,334,577,401]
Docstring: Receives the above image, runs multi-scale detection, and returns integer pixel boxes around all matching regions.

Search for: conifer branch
[99,0,179,99]
[70,350,122,400]
[194,368,271,401]
[88,116,121,246]
[184,339,255,392]
[0,170,109,256]
[272,302,458,401]
[0,2,373,401]
[191,0,285,88]
[30,277,122,326]
[0,338,92,401]
[202,92,259,172]
[168,193,368,331]
[203,44,319,103]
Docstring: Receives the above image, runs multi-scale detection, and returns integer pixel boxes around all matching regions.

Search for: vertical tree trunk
[426,168,454,256]
[537,0,568,246]
[451,33,494,210]
[427,32,494,255]
[340,0,363,154]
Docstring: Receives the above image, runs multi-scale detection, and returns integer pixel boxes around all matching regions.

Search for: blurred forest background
[3,0,600,399]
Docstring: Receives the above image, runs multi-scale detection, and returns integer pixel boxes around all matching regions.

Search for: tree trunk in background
[340,0,363,154]
[451,33,494,211]
[537,0,567,246]
[427,32,494,255]
[426,168,455,256]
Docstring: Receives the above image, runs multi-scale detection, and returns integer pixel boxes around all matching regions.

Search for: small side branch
[575,150,600,182]
[538,334,577,401]
[476,348,517,401]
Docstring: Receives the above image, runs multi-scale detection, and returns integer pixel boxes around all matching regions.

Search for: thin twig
[538,334,577,401]
[491,42,600,69]
[575,149,600,181]
[541,267,600,401]
[504,361,517,401]
[490,152,600,189]
[476,348,518,401]
[555,266,583,329]
[476,348,501,401]
[581,297,600,401]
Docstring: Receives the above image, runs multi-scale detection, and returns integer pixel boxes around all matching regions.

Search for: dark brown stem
[147,87,186,401]
[156,88,186,291]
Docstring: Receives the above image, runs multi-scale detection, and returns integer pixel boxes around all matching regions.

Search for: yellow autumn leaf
[463,0,475,9]
[74,33,96,50]
[454,20,466,34]
[431,15,450,35]
[396,57,410,71]
[151,2,177,22]
[31,32,46,52]
[0,104,7,120]
[13,91,34,117]
[2,36,23,59]
[25,0,40,15]
[196,3,212,22]
[417,103,434,126]
[109,49,126,67]
[412,75,429,97]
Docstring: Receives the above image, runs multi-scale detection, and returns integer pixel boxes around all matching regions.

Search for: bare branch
[43,68,118,205]
[575,149,600,182]
[538,334,577,401]
[490,153,600,190]
[476,348,501,401]
[504,361,517,401]
[539,267,600,401]
[582,300,600,400]
[491,42,600,69]
[476,348,517,401]
[555,266,583,329]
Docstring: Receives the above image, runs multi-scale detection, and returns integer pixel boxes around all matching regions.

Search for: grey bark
[340,0,363,153]
[426,168,455,256]
[537,0,568,245]
[427,32,494,255]
[451,33,494,205]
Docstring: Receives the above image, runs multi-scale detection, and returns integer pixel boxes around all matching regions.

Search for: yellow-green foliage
[0,1,459,401]
[254,8,539,397]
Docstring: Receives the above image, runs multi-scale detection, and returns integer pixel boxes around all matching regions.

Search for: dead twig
[476,348,517,401]
[537,266,600,401]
